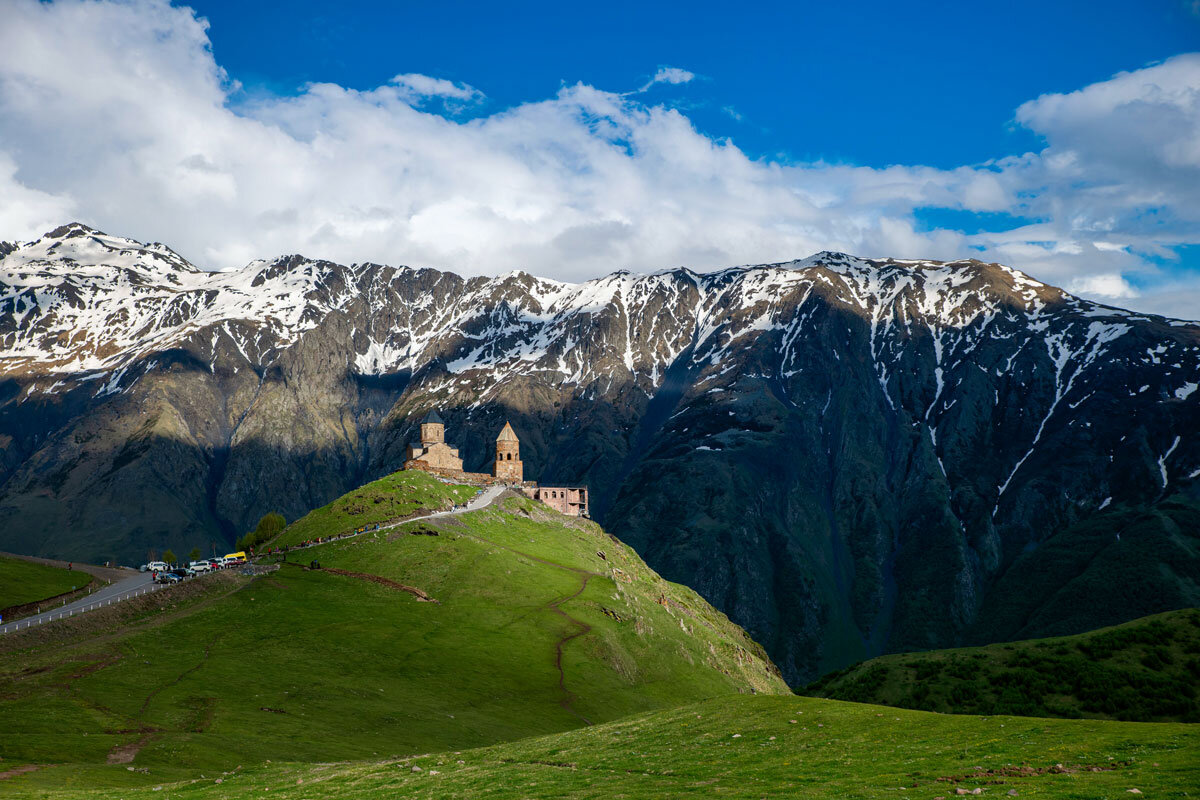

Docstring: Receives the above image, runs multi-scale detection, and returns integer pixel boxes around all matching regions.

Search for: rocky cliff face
[3,223,1198,682]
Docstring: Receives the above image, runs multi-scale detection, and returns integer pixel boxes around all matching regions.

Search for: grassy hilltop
[267,470,478,549]
[805,609,1200,722]
[0,471,785,794]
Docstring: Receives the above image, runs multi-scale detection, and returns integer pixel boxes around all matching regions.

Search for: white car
[142,560,169,573]
[189,560,211,573]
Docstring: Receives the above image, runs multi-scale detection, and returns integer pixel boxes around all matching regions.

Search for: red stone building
[526,486,589,517]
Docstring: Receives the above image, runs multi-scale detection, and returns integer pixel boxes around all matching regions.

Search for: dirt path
[107,733,155,764]
[546,573,594,725]
[431,508,601,725]
[321,567,437,602]
[137,638,218,717]
[0,765,43,781]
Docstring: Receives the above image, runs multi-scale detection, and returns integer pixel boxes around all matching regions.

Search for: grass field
[805,609,1200,722]
[3,474,1195,798]
[5,694,1198,798]
[0,483,785,794]
[0,555,89,611]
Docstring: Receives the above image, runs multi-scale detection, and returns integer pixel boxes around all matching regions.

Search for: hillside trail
[546,573,595,725]
[434,495,602,725]
[282,484,506,554]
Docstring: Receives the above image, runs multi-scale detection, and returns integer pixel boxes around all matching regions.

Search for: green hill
[0,474,786,793]
[0,554,88,612]
[266,470,478,549]
[4,694,1198,799]
[804,609,1200,722]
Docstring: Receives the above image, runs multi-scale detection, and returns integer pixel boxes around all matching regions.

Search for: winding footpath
[283,484,508,554]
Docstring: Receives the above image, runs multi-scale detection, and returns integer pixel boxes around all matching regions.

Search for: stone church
[404,410,463,471]
[403,411,589,517]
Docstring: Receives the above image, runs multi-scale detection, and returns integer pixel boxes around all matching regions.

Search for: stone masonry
[403,409,463,471]
[403,412,589,517]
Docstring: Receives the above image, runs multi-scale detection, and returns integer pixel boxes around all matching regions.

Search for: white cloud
[390,73,483,105]
[0,0,1197,318]
[1067,273,1140,300]
[648,66,696,86]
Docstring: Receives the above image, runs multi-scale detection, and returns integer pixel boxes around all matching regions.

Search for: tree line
[149,512,286,565]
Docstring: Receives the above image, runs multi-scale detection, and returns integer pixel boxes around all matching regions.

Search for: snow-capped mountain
[2,223,1198,682]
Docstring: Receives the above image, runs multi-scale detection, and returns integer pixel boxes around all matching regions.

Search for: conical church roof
[422,409,444,425]
[496,421,518,442]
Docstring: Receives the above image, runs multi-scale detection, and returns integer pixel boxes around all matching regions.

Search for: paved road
[428,485,507,518]
[0,485,511,635]
[0,570,157,635]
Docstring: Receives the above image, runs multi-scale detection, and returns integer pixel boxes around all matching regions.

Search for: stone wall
[402,461,527,487]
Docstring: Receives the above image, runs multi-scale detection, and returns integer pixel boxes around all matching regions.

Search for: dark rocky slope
[2,223,1198,682]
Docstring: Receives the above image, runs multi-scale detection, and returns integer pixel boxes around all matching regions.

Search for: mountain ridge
[2,223,1197,682]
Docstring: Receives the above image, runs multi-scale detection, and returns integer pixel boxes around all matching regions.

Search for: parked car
[171,567,193,578]
[154,572,180,584]
[189,560,211,573]
[141,560,169,573]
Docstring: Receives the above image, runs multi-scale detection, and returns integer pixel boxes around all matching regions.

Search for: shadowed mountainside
[2,223,1198,682]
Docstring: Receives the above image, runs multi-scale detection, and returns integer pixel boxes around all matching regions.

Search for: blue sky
[192,0,1199,169]
[1,0,1199,317]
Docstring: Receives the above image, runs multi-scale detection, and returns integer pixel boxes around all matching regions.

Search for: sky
[0,0,1198,318]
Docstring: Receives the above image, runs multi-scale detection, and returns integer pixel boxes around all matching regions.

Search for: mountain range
[2,222,1197,682]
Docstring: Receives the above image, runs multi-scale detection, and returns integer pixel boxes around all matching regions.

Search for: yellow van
[223,551,247,565]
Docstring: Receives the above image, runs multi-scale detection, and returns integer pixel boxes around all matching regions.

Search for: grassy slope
[0,555,87,610]
[8,695,1198,799]
[0,482,786,794]
[805,609,1200,722]
[268,470,477,549]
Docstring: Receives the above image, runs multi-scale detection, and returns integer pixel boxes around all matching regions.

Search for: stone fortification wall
[402,461,533,488]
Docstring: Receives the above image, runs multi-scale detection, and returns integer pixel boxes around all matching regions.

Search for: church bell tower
[493,421,523,482]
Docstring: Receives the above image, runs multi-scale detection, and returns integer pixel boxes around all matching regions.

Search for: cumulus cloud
[0,0,1197,318]
[1066,273,1140,300]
